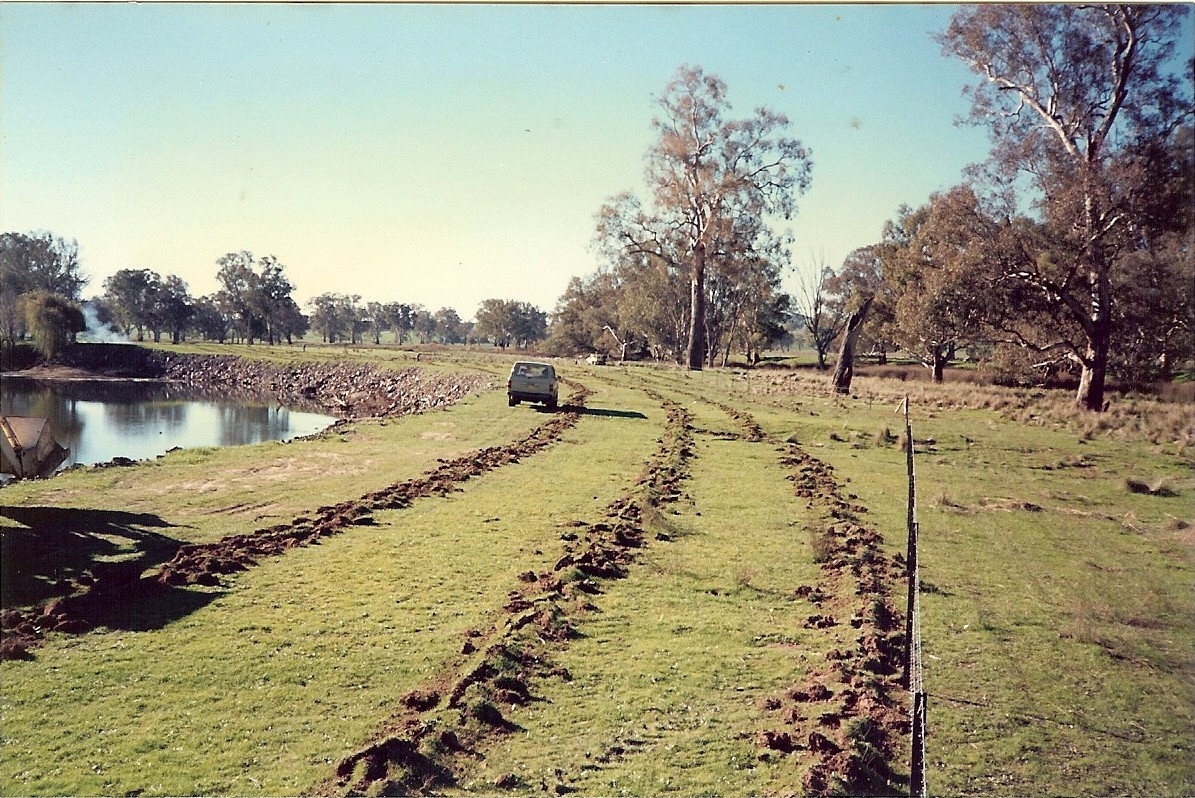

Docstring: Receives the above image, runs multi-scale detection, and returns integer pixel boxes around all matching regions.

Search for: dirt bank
[157,353,492,419]
[7,345,494,420]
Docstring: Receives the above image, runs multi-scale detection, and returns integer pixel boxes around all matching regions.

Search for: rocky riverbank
[12,343,495,420]
[159,353,494,419]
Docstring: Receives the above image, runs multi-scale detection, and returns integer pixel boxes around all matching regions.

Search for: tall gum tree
[596,65,812,370]
[940,4,1193,410]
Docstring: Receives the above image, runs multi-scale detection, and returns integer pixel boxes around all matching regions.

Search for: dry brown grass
[754,370,1195,451]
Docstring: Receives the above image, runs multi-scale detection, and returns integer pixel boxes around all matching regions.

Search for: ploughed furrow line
[603,369,765,443]
[0,386,591,662]
[761,444,908,795]
[678,394,907,795]
[321,390,696,796]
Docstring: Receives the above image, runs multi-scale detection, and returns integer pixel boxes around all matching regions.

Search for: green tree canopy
[939,3,1193,408]
[475,299,546,350]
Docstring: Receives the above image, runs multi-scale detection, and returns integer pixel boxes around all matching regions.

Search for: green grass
[0,389,543,608]
[3,349,1192,795]
[790,393,1195,796]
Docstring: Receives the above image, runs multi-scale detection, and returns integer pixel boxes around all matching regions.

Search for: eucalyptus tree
[940,4,1193,409]
[215,252,261,344]
[704,237,790,366]
[159,275,194,344]
[433,307,465,344]
[254,255,294,345]
[512,302,548,349]
[190,295,232,343]
[615,252,690,362]
[103,268,164,341]
[475,299,516,349]
[214,251,297,345]
[546,274,612,356]
[880,188,992,383]
[306,294,339,343]
[413,308,438,344]
[365,302,388,345]
[307,292,361,344]
[103,268,196,342]
[273,297,308,344]
[830,244,895,365]
[596,65,813,369]
[475,299,546,349]
[382,302,416,345]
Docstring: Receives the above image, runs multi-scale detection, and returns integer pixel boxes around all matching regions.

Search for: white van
[507,361,559,409]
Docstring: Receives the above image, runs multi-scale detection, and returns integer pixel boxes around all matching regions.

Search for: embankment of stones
[61,343,493,419]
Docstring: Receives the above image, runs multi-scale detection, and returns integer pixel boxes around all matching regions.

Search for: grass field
[2,345,1192,796]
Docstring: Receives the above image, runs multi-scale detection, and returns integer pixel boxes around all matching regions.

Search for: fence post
[903,396,917,689]
[902,395,927,798]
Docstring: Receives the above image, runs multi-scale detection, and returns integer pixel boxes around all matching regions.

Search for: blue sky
[1,3,999,318]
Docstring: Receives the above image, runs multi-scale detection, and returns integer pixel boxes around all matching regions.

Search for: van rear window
[514,364,551,378]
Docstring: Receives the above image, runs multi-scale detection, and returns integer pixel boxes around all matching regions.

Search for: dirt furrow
[761,443,908,795]
[0,386,591,661]
[676,393,908,795]
[321,391,696,796]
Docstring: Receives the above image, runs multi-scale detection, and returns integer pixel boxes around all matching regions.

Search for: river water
[1,378,336,475]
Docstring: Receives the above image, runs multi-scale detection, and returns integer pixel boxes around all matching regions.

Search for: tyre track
[321,390,695,796]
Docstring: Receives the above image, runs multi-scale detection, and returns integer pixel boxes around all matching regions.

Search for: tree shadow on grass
[0,505,187,609]
[66,577,221,633]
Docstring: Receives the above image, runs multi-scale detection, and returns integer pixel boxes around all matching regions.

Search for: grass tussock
[873,427,899,448]
[809,524,837,564]
[933,492,970,512]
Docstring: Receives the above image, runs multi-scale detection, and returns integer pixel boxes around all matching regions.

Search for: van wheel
[509,397,518,407]
[547,399,558,411]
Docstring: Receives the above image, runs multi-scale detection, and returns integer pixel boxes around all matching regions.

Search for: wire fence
[902,396,927,798]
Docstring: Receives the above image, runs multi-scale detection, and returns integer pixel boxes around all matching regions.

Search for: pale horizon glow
[2,3,997,320]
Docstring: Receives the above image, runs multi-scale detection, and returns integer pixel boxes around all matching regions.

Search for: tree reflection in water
[1,379,334,474]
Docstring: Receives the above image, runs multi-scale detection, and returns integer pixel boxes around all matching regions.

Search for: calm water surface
[1,378,336,474]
